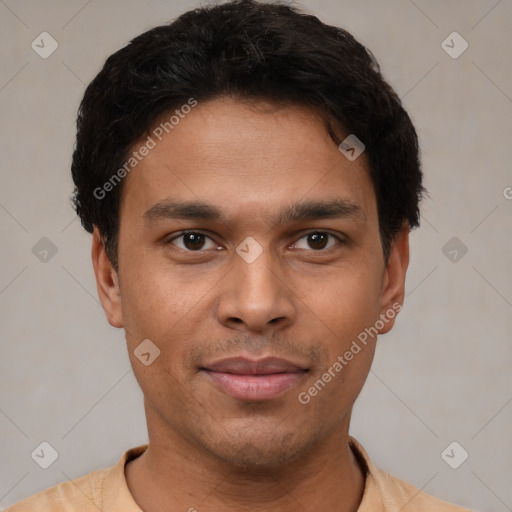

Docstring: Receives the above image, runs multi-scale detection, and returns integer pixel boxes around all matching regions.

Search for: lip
[201,356,308,401]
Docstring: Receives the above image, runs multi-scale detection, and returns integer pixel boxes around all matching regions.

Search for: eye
[167,231,218,251]
[292,231,343,251]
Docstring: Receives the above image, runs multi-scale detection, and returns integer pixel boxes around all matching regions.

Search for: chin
[204,427,314,471]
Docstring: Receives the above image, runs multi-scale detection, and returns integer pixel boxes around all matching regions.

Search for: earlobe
[377,222,410,335]
[91,226,124,328]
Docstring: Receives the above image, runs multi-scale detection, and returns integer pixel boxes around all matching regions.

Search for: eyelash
[164,230,345,252]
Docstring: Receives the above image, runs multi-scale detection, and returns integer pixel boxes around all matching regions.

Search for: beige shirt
[6,437,471,511]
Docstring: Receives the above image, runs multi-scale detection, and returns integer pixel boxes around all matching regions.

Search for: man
[7,1,471,510]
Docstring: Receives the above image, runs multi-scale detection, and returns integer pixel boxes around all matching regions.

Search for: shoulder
[4,467,111,511]
[370,466,472,511]
[4,445,147,512]
[349,437,472,512]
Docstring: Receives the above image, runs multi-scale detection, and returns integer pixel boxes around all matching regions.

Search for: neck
[126,413,365,512]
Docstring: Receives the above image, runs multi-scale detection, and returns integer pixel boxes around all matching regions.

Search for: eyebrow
[143,197,366,226]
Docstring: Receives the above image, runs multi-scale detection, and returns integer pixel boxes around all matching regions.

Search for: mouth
[200,356,309,401]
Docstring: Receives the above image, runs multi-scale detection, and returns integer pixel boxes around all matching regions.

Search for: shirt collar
[107,437,384,511]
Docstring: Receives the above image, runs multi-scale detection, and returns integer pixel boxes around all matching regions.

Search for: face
[92,97,408,469]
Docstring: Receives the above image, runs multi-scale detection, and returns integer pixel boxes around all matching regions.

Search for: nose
[216,244,296,334]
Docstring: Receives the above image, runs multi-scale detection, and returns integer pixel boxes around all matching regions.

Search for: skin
[91,97,409,512]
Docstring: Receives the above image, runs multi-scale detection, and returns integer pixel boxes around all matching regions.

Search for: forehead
[119,97,377,227]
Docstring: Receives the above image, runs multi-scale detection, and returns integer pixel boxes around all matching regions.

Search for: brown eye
[307,232,329,250]
[293,231,342,251]
[182,233,206,250]
[168,232,217,251]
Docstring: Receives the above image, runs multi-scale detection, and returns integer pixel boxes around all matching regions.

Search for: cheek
[120,272,198,407]
[119,262,220,398]
[299,265,383,342]
[299,287,379,414]
[119,260,205,341]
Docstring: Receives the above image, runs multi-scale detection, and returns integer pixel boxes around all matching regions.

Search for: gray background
[0,0,511,510]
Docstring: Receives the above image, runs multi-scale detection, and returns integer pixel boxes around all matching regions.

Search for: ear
[91,226,124,328]
[377,222,409,335]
